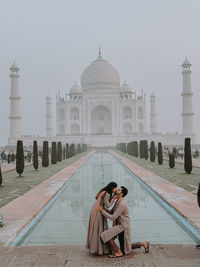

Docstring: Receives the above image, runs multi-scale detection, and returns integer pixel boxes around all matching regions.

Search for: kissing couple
[86,182,149,258]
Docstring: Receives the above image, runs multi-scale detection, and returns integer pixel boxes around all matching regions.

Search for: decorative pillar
[46,95,53,137]
[150,93,157,134]
[9,62,22,138]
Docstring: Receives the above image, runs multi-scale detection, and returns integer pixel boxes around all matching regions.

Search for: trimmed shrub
[129,142,134,156]
[66,143,70,158]
[197,182,200,207]
[169,153,175,168]
[150,141,156,162]
[158,142,163,165]
[33,140,39,170]
[140,140,145,159]
[77,144,82,154]
[51,142,57,164]
[184,138,192,174]
[63,147,66,160]
[70,144,75,157]
[144,140,148,160]
[127,143,131,155]
[0,165,2,186]
[134,141,138,157]
[42,141,49,167]
[16,140,24,177]
[57,142,62,162]
[121,143,126,153]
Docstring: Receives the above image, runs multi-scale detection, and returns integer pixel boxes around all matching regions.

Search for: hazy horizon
[1,0,200,146]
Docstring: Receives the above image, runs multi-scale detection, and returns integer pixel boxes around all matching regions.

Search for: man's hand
[99,206,103,212]
[113,194,118,199]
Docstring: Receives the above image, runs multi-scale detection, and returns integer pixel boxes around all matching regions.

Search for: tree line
[117,138,192,174]
[0,140,88,185]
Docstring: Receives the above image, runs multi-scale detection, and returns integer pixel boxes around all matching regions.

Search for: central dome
[81,54,120,90]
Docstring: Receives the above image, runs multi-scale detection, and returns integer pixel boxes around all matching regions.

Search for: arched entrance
[91,105,112,135]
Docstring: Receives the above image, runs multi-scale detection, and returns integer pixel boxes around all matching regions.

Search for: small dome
[81,54,120,90]
[182,57,191,66]
[120,82,132,93]
[150,93,155,98]
[10,62,19,70]
[70,83,82,94]
[46,94,51,100]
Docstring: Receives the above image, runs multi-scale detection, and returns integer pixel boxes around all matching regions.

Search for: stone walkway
[111,150,200,233]
[0,245,200,267]
[115,151,200,195]
[1,162,32,174]
[0,152,89,208]
[0,151,94,246]
[0,149,200,266]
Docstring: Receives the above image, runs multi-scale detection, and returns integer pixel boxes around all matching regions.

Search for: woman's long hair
[95,182,117,200]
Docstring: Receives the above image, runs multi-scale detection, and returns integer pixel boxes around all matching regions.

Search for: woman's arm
[102,202,124,221]
[103,192,115,208]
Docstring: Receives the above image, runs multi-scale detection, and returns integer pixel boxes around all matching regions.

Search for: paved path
[0,152,89,208]
[164,157,200,168]
[111,150,200,233]
[116,151,200,195]
[0,151,94,246]
[0,149,200,266]
[1,162,32,174]
[0,245,200,267]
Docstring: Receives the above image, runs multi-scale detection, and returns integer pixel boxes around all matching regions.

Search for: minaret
[181,57,194,137]
[46,95,53,137]
[9,62,22,138]
[150,93,157,134]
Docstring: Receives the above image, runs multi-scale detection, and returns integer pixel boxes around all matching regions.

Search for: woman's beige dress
[86,191,115,255]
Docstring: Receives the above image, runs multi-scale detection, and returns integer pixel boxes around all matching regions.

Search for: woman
[86,182,117,255]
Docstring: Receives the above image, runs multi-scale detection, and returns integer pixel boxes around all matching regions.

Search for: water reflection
[21,151,194,246]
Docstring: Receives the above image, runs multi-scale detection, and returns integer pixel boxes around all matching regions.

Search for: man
[99,186,149,257]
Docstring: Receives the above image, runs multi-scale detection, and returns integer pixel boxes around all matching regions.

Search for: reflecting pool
[19,151,195,246]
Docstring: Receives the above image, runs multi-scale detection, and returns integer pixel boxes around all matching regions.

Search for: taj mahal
[8,48,196,147]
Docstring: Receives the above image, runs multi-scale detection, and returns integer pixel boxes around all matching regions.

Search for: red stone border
[110,151,200,231]
[0,151,94,246]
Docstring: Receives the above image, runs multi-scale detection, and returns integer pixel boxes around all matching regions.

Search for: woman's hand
[99,206,103,212]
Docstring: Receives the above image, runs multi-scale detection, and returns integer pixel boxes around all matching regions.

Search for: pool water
[17,151,195,246]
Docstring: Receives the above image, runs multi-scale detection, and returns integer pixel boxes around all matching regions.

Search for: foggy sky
[0,0,200,146]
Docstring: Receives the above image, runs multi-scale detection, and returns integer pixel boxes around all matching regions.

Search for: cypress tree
[42,141,49,167]
[78,144,82,154]
[121,143,126,153]
[66,143,70,158]
[139,141,142,158]
[135,141,139,157]
[0,165,2,186]
[184,138,192,174]
[57,142,62,162]
[140,140,144,159]
[197,182,200,208]
[63,147,66,160]
[169,153,175,168]
[158,142,163,165]
[33,140,39,170]
[127,143,131,155]
[51,142,57,164]
[144,140,148,160]
[150,141,156,162]
[16,140,24,177]
[70,144,75,157]
[130,142,133,156]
